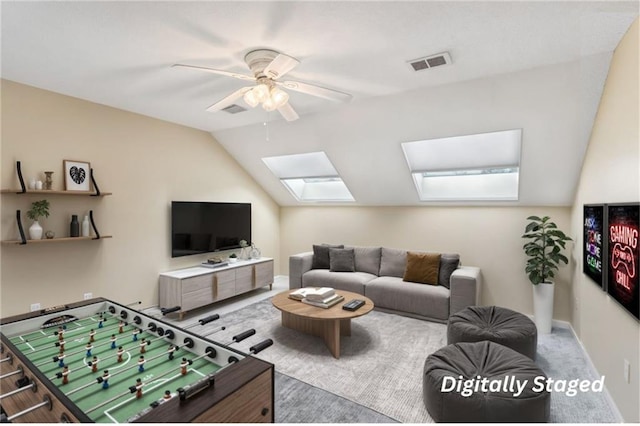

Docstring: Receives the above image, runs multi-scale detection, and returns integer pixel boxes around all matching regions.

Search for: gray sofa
[289,246,481,322]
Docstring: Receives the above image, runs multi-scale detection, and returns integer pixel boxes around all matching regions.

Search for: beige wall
[0,80,280,317]
[280,206,573,320]
[569,19,639,422]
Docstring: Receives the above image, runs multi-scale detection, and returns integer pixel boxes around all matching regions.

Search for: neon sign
[583,205,604,287]
[607,204,639,320]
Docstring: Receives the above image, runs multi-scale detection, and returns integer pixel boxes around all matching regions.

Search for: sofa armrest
[449,266,481,315]
[289,252,314,289]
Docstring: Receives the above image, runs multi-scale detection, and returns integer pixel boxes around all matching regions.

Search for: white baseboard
[554,319,625,423]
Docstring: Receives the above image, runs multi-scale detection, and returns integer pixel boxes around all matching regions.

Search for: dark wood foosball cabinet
[0,298,274,423]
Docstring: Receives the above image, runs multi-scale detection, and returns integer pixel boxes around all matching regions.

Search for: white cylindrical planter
[533,282,554,334]
[29,220,43,240]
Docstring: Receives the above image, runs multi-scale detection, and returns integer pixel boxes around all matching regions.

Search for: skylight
[262,152,355,202]
[401,129,522,201]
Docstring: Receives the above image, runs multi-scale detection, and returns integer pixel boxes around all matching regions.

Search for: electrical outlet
[30,303,41,312]
[83,292,93,300]
[624,359,631,384]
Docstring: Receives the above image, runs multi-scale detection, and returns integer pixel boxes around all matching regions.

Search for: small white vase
[533,282,554,334]
[29,220,43,240]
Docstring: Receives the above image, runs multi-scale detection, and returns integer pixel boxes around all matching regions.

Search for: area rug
[159,300,619,423]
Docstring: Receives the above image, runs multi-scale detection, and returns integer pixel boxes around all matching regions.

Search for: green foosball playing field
[8,313,222,423]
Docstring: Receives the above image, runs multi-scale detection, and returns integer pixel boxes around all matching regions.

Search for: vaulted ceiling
[2,1,638,206]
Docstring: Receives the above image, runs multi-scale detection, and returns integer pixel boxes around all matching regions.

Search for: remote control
[343,299,365,311]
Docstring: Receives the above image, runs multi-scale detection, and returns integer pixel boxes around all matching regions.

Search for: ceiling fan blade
[263,54,300,80]
[206,87,253,112]
[172,64,255,82]
[277,103,299,122]
[277,80,352,103]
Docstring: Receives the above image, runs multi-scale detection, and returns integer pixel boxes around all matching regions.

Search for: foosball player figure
[110,334,117,349]
[167,345,176,360]
[101,370,110,389]
[163,390,172,400]
[139,337,148,354]
[57,350,66,368]
[89,328,96,343]
[57,326,65,341]
[61,366,69,385]
[138,356,145,373]
[98,314,105,329]
[119,320,125,334]
[85,343,93,357]
[117,346,125,363]
[135,378,143,399]
[90,356,99,373]
[132,329,140,342]
[180,358,189,375]
[57,339,66,352]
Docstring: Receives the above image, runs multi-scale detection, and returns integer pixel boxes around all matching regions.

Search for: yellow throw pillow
[403,252,441,285]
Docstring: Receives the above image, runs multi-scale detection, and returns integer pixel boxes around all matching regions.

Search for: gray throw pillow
[329,248,356,272]
[439,253,460,288]
[312,244,344,269]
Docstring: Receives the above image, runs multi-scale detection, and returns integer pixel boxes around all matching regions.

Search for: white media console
[159,258,274,319]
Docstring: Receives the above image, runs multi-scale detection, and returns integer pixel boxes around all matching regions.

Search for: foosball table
[0,298,274,423]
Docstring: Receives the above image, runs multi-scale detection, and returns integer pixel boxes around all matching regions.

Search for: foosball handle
[161,306,181,315]
[198,314,220,325]
[250,339,274,354]
[232,329,256,343]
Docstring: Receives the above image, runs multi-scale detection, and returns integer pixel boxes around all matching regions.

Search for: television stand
[159,258,274,320]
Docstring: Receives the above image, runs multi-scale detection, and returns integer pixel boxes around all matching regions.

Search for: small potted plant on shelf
[26,199,50,240]
[228,253,238,263]
[522,215,572,334]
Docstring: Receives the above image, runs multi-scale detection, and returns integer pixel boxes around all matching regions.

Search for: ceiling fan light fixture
[270,87,289,108]
[262,96,277,112]
[253,84,270,103]
[243,89,259,108]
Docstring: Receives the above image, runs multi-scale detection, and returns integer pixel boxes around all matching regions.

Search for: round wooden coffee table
[271,290,374,358]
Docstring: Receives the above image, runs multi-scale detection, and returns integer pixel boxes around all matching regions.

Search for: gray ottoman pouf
[448,305,538,360]
[423,341,550,423]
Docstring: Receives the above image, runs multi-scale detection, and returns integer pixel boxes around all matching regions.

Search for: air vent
[408,52,452,72]
[222,104,247,114]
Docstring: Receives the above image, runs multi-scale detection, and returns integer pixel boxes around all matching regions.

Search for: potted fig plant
[522,215,572,334]
[26,199,50,240]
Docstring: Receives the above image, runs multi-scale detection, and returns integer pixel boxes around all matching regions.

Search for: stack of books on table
[289,287,344,308]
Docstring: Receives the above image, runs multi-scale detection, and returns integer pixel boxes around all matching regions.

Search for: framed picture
[63,160,91,191]
[607,203,639,321]
[583,204,606,289]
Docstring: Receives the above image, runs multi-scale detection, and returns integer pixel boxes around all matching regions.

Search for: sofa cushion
[329,248,356,272]
[404,252,441,285]
[439,253,460,289]
[302,270,376,294]
[345,246,382,275]
[365,276,450,320]
[379,247,408,278]
[312,244,344,269]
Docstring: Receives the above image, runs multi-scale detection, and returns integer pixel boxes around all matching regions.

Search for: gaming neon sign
[610,224,638,292]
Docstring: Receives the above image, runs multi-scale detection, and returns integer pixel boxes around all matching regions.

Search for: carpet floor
[153,299,619,423]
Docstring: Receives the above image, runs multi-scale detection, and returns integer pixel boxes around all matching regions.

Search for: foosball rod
[26,319,125,351]
[1,354,14,363]
[182,314,220,330]
[0,380,35,400]
[84,346,217,415]
[34,324,144,367]
[0,365,23,380]
[14,311,109,344]
[2,395,52,422]
[64,338,193,396]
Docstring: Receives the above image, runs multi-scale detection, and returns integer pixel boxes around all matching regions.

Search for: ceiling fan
[172,49,352,122]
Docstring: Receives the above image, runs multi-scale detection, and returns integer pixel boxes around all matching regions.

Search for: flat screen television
[171,201,251,258]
